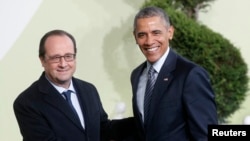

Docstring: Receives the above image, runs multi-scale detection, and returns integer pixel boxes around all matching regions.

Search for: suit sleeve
[13,96,61,141]
[183,66,218,140]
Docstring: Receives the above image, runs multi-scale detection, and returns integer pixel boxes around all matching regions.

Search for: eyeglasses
[46,54,76,63]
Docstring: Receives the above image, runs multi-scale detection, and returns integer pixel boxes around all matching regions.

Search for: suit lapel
[146,49,178,126]
[38,73,84,131]
[71,79,90,130]
[132,63,147,126]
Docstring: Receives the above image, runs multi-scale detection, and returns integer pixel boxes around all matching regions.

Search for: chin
[57,76,70,83]
[147,56,159,64]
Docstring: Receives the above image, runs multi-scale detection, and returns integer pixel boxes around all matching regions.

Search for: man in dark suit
[13,29,133,141]
[130,6,218,141]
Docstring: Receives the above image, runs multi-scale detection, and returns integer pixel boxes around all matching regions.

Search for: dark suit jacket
[13,72,131,141]
[131,48,218,141]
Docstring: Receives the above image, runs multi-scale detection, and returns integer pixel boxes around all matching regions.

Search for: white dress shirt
[136,47,170,122]
[49,80,85,129]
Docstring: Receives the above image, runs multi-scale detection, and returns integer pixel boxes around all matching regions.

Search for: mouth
[146,46,158,52]
[57,69,69,73]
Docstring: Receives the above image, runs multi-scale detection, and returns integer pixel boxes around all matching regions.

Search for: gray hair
[133,6,171,31]
[39,29,77,58]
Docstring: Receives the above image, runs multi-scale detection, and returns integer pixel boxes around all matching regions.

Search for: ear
[133,31,138,44]
[168,26,175,40]
[39,57,45,67]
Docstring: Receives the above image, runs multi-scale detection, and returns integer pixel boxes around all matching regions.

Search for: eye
[137,33,145,38]
[52,56,60,60]
[152,30,161,35]
[65,54,72,59]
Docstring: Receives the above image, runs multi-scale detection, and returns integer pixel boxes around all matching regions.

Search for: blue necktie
[62,90,79,117]
[144,65,156,124]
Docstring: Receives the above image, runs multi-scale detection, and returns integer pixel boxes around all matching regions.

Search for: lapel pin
[163,78,168,81]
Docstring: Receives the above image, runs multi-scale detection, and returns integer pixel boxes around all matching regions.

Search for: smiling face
[134,16,174,64]
[40,35,76,88]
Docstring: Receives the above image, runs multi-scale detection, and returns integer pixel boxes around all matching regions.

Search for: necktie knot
[148,65,155,79]
[62,90,72,102]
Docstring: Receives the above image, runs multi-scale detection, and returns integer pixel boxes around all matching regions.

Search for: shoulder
[13,80,40,107]
[132,61,147,74]
[72,77,94,86]
[174,53,209,77]
[72,77,98,92]
[18,80,39,97]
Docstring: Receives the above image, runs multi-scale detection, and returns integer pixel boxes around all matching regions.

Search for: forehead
[135,16,166,32]
[45,35,74,55]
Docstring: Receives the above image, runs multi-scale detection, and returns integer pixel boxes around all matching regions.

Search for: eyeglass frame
[45,53,76,63]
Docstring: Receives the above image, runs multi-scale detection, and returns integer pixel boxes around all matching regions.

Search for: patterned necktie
[144,65,156,124]
[62,90,79,117]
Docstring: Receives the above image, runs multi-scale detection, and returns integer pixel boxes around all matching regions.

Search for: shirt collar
[147,46,170,73]
[46,77,75,94]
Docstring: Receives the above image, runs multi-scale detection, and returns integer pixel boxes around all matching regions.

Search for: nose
[145,35,154,45]
[58,57,67,66]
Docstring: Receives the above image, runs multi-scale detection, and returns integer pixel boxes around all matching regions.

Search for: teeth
[147,47,157,51]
